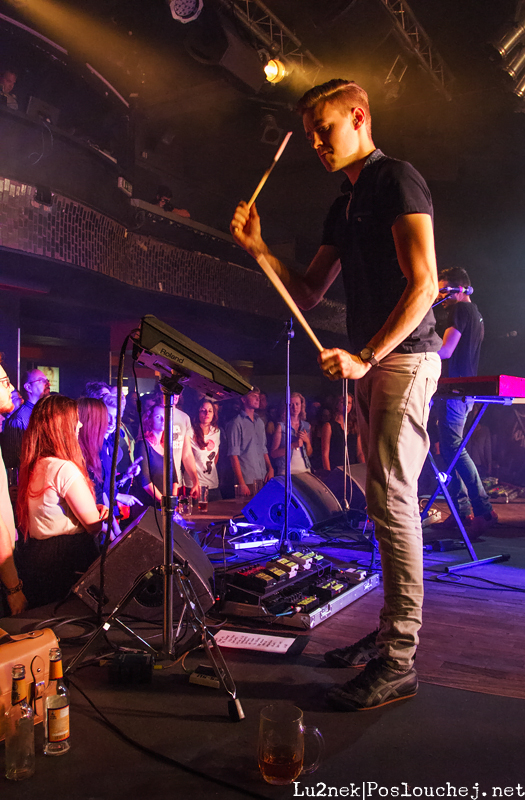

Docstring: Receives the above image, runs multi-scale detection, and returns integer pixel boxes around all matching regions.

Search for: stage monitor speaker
[72,508,214,621]
[320,464,367,514]
[241,472,342,532]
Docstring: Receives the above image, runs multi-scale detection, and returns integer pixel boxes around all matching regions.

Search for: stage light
[513,71,525,97]
[494,21,525,59]
[264,59,287,84]
[169,0,203,24]
[383,55,408,104]
[504,47,525,80]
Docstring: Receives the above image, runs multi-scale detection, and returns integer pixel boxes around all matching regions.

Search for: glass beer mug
[258,704,324,785]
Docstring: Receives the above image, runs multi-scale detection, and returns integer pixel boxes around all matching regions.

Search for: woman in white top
[185,398,221,501]
[17,395,108,608]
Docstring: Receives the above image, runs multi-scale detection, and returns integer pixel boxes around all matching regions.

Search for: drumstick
[239,130,323,351]
[247,131,293,209]
[255,252,324,352]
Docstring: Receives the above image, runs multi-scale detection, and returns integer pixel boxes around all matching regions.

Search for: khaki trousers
[355,351,441,670]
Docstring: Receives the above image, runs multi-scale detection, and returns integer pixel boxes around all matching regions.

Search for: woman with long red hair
[17,395,108,608]
[77,397,142,521]
[77,396,108,503]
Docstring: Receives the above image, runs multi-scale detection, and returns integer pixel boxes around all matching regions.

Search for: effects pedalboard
[219,551,380,629]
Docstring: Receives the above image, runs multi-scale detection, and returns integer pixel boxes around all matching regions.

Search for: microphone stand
[67,371,244,720]
[279,318,294,554]
[159,377,244,718]
[342,378,350,513]
[159,375,180,658]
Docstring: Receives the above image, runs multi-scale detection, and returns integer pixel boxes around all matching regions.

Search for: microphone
[441,285,474,295]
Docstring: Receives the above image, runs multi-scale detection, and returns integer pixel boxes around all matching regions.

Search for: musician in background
[435,267,497,535]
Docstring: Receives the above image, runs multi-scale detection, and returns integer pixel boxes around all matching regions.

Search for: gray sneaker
[327,657,418,711]
[324,628,379,668]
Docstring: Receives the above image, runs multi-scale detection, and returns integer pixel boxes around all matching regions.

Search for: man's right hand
[238,483,251,497]
[230,202,264,258]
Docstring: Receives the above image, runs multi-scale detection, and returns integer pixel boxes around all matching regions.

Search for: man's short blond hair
[297,79,372,137]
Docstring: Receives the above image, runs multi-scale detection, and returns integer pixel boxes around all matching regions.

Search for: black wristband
[5,580,23,596]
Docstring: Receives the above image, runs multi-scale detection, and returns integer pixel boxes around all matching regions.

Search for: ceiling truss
[218,0,323,85]
[379,0,454,100]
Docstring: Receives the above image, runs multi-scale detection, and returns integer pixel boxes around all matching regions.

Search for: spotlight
[383,55,408,104]
[169,0,203,24]
[264,59,287,84]
[494,21,525,59]
[514,71,525,97]
[504,47,525,79]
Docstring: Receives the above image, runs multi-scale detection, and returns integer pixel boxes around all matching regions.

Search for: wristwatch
[359,346,379,367]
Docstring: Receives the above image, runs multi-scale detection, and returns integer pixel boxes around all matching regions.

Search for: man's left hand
[318,348,371,381]
[7,590,27,616]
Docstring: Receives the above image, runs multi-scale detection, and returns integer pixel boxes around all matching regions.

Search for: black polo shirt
[445,301,484,378]
[322,149,442,354]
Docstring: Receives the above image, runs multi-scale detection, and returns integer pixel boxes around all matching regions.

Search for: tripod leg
[174,568,244,721]
[199,630,245,721]
[65,568,160,675]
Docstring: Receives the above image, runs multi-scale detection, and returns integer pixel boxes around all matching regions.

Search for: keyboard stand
[421,399,510,572]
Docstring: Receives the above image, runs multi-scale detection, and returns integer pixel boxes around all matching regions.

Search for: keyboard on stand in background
[436,374,525,402]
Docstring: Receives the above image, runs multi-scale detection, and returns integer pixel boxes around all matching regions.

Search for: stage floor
[1,498,524,798]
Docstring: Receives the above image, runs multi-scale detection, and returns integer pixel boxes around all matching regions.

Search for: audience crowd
[0,366,521,616]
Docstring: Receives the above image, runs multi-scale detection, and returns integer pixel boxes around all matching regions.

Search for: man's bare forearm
[230,202,339,310]
[254,245,317,309]
[368,279,438,361]
[368,213,439,360]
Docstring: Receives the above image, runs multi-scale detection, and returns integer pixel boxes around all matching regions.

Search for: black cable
[32,615,100,645]
[422,562,518,585]
[68,678,272,800]
[426,572,525,593]
[133,359,164,540]
[97,332,132,624]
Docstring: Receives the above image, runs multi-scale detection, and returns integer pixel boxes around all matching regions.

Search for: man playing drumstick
[231,79,442,711]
